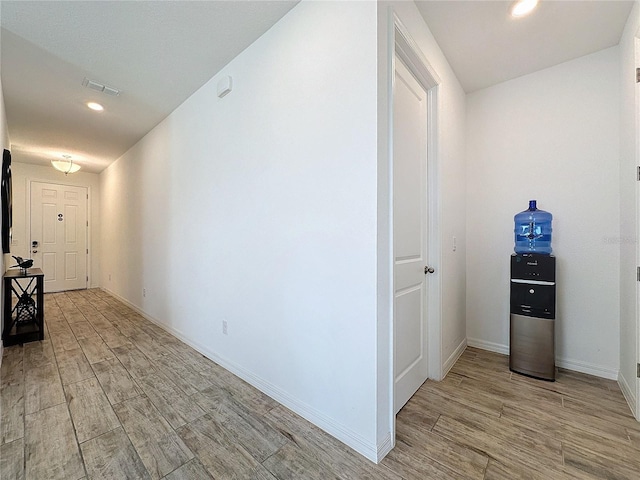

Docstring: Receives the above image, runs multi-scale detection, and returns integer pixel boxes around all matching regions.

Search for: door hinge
[637,266,640,281]
[637,166,640,181]
[86,221,88,227]
[636,68,640,83]
[86,249,89,254]
[637,363,640,378]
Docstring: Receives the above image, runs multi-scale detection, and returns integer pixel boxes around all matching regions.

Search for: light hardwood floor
[1,289,639,479]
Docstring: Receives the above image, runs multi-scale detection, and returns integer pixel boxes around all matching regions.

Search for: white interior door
[30,182,88,293]
[393,55,429,414]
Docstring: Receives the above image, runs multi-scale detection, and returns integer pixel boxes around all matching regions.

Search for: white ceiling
[0,1,635,174]
[0,0,299,173]
[415,0,635,93]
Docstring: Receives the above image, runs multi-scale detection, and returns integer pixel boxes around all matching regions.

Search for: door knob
[424,266,435,274]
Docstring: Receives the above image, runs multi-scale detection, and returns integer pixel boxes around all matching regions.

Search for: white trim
[386,13,443,457]
[467,338,619,380]
[467,337,509,355]
[376,433,393,463]
[442,338,467,377]
[390,13,443,384]
[556,357,619,381]
[101,287,380,462]
[618,371,637,417]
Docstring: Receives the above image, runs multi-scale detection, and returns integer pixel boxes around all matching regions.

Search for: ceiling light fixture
[510,0,539,18]
[86,102,104,112]
[51,154,81,175]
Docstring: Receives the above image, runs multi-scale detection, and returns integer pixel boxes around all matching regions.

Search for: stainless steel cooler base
[509,313,555,381]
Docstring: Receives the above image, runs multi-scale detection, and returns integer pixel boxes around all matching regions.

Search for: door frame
[636,34,640,422]
[383,12,442,453]
[26,179,92,290]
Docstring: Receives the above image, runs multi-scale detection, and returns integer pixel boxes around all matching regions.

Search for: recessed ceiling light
[86,102,104,112]
[511,0,539,18]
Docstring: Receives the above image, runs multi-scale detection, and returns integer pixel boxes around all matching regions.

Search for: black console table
[2,268,44,346]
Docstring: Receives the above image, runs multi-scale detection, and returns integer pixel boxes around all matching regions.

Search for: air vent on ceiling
[82,78,120,96]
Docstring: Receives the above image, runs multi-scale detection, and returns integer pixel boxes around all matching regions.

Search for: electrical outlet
[222,320,228,335]
[143,288,146,297]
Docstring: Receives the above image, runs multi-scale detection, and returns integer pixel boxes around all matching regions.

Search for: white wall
[376,0,467,456]
[619,1,640,414]
[101,1,381,460]
[466,47,621,378]
[8,162,100,288]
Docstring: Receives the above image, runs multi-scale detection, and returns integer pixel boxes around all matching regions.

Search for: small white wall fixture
[385,10,442,451]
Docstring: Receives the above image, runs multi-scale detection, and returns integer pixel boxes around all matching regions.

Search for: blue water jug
[514,200,552,255]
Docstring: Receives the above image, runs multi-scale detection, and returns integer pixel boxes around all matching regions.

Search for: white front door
[30,182,88,292]
[393,55,430,413]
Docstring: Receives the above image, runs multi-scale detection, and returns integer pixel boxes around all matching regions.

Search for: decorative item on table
[11,255,34,275]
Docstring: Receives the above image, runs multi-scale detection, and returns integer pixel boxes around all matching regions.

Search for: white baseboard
[467,337,509,355]
[555,357,618,381]
[442,338,467,377]
[376,432,394,463]
[100,287,380,463]
[467,337,618,380]
[618,372,637,418]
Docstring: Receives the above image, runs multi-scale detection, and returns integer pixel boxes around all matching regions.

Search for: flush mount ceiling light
[511,0,539,18]
[51,154,81,175]
[86,101,104,112]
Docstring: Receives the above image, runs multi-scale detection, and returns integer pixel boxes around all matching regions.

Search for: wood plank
[50,328,81,353]
[433,413,565,478]
[134,371,205,428]
[68,320,99,340]
[264,405,402,480]
[97,327,132,349]
[65,377,121,443]
[24,361,65,414]
[24,403,84,480]
[0,437,24,480]
[114,395,193,480]
[78,337,115,364]
[80,426,150,480]
[501,402,631,445]
[1,345,24,386]
[1,347,24,445]
[261,442,342,480]
[395,422,489,479]
[91,357,142,405]
[176,415,260,480]
[163,458,213,480]
[112,344,157,379]
[191,388,287,463]
[197,374,280,417]
[381,438,471,480]
[1,382,24,444]
[23,340,56,369]
[152,354,212,396]
[563,443,640,480]
[56,347,95,386]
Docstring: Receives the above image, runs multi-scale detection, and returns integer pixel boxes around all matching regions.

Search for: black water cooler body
[510,254,556,381]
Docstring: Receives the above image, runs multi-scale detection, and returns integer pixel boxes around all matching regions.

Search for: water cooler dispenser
[510,254,556,380]
[510,200,556,381]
